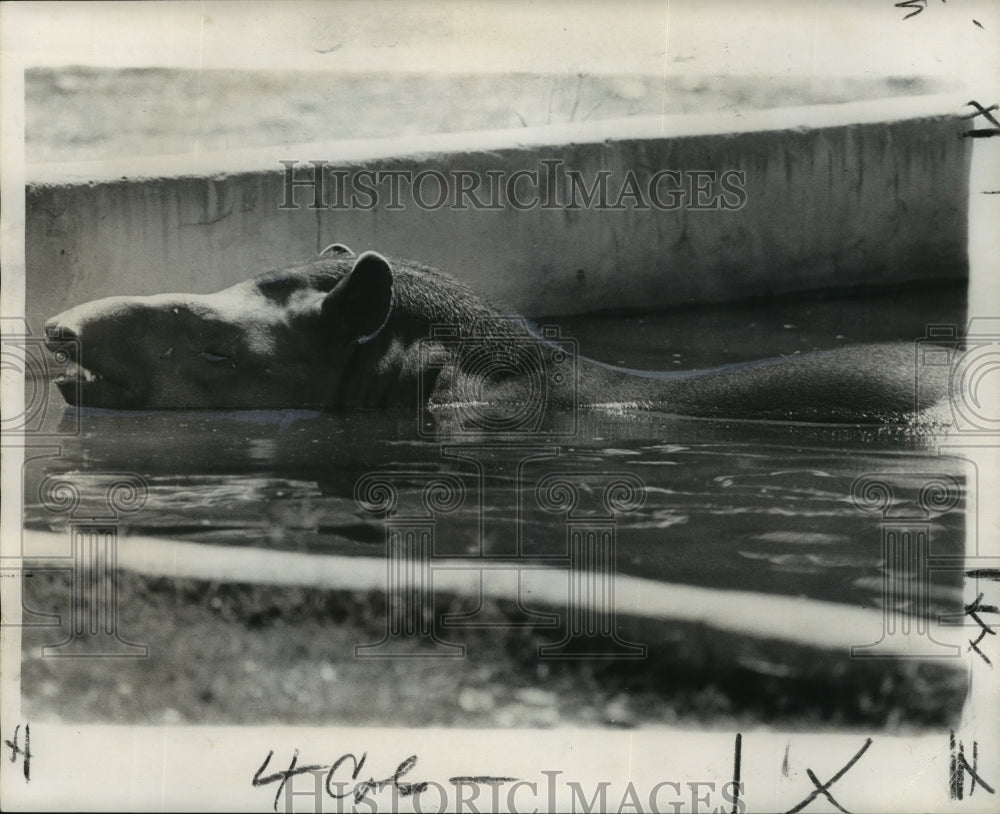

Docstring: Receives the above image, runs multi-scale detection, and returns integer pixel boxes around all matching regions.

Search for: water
[23,403,966,612]
[18,283,970,727]
[22,280,969,622]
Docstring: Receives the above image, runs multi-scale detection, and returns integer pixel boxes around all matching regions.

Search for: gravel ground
[26,67,950,163]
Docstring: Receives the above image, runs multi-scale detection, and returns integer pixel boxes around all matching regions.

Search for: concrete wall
[25,95,971,330]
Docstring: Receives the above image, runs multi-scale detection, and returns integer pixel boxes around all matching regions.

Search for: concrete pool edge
[25,94,972,332]
[21,530,968,665]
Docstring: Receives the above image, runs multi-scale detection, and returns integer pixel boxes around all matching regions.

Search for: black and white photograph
[1,1,998,811]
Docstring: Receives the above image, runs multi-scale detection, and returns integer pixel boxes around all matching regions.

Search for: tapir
[45,245,948,423]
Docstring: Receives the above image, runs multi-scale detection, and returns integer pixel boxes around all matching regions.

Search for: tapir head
[45,251,395,410]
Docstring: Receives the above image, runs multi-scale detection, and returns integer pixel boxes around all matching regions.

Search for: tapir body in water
[45,247,948,424]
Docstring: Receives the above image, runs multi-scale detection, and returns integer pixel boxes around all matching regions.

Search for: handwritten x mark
[961,101,1000,139]
[964,593,997,665]
[784,739,873,814]
[3,724,30,783]
[962,101,1000,128]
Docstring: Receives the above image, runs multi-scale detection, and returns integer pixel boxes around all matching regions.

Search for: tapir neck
[316,261,943,422]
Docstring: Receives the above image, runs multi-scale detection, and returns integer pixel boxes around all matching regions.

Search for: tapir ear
[320,251,394,344]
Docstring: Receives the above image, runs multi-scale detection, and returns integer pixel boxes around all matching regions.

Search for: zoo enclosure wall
[24,95,971,331]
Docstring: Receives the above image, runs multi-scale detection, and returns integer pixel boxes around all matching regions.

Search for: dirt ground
[26,67,951,163]
[20,568,965,731]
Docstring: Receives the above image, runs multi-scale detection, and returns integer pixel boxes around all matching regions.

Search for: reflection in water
[24,401,965,618]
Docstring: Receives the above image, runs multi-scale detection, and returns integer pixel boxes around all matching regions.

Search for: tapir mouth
[55,360,104,385]
[50,356,130,406]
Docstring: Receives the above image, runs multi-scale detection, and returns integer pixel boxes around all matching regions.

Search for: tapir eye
[200,351,231,363]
